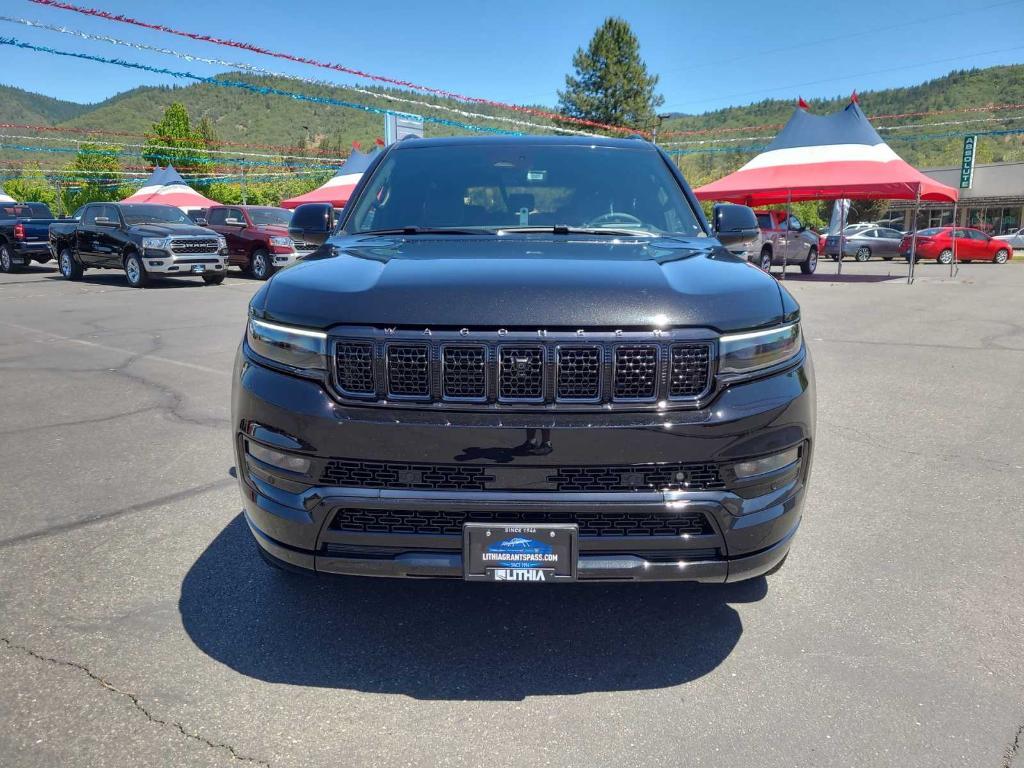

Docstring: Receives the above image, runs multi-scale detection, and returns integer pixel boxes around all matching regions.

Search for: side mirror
[193,217,208,226]
[288,203,336,247]
[712,203,760,249]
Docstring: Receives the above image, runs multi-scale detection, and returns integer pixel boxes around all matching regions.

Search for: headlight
[245,439,311,474]
[719,323,802,375]
[216,236,228,250]
[732,446,800,479]
[246,317,327,371]
[270,236,294,248]
[142,237,171,250]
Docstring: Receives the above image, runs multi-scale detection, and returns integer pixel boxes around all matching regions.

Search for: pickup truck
[235,134,814,584]
[0,202,58,273]
[203,205,313,280]
[49,202,228,288]
[753,209,818,274]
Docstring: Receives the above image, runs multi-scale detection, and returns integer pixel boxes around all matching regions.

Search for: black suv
[232,135,815,583]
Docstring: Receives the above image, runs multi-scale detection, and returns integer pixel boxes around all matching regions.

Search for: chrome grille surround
[327,328,716,410]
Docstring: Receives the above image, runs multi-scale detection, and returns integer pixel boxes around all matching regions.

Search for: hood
[131,223,219,237]
[257,235,787,333]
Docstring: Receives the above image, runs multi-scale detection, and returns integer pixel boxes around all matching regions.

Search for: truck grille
[318,458,726,492]
[330,330,715,409]
[170,238,220,254]
[329,508,713,537]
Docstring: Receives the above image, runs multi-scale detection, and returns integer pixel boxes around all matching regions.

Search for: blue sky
[2,0,1023,115]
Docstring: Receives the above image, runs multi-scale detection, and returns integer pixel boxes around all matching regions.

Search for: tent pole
[837,197,846,276]
[950,200,958,278]
[908,185,921,285]
[782,190,790,281]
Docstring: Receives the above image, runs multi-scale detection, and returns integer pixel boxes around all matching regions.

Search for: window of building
[967,206,1021,235]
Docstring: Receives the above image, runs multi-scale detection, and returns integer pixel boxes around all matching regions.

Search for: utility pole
[241,164,248,206]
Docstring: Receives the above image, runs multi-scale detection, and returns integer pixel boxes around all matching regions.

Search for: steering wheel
[584,212,644,228]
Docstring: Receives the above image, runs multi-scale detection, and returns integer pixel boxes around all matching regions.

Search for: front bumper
[232,347,815,583]
[143,249,227,275]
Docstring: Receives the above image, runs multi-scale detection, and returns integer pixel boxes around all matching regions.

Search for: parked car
[235,135,814,583]
[753,209,818,273]
[204,205,312,280]
[899,227,1012,264]
[49,202,228,287]
[0,201,58,272]
[995,227,1024,250]
[825,226,904,261]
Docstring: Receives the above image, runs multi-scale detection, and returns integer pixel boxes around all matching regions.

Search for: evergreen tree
[142,102,210,173]
[557,18,664,133]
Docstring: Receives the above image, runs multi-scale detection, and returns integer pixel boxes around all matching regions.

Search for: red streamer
[29,0,646,137]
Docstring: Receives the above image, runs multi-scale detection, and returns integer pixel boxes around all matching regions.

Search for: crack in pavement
[0,476,236,549]
[1005,723,1023,768]
[0,636,271,767]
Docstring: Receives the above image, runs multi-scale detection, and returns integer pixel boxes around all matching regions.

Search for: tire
[994,249,1009,264]
[202,272,225,285]
[58,248,83,280]
[854,246,871,262]
[937,249,953,265]
[249,249,273,280]
[123,251,150,288]
[759,247,773,272]
[0,244,15,273]
[882,256,894,261]
[800,247,818,274]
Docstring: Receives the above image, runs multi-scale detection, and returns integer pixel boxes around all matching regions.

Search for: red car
[899,227,1012,264]
[203,205,317,280]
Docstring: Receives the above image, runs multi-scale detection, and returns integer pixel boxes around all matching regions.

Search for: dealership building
[883,161,1023,234]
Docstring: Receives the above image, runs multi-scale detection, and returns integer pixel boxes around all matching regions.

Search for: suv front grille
[386,344,430,398]
[328,330,715,409]
[330,508,713,537]
[318,458,726,492]
[170,238,219,254]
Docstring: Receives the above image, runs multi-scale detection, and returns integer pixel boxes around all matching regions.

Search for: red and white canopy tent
[280,148,380,210]
[120,165,217,212]
[694,97,959,282]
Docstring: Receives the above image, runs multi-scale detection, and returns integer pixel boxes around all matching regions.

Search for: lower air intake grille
[319,459,495,490]
[552,463,726,492]
[330,508,713,537]
[670,343,712,398]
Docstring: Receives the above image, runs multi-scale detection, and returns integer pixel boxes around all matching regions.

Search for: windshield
[2,203,53,219]
[248,207,292,227]
[121,204,192,225]
[347,143,704,237]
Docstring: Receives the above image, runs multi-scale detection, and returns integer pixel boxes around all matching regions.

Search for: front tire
[994,249,1009,264]
[59,248,83,280]
[800,248,818,274]
[759,247,773,273]
[937,249,953,265]
[855,246,871,262]
[0,244,15,273]
[124,252,150,288]
[202,272,225,285]
[249,249,273,280]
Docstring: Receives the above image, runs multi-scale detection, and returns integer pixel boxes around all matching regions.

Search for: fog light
[245,440,311,474]
[733,446,799,479]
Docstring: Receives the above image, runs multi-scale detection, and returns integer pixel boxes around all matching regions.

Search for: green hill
[1,64,1022,209]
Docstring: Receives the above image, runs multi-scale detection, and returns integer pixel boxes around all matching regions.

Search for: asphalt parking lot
[0,259,1021,768]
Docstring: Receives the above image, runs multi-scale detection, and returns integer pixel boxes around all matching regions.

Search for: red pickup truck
[202,205,316,279]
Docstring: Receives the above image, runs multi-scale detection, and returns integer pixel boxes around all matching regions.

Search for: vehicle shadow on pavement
[179,514,765,700]
[775,272,898,283]
[43,274,207,288]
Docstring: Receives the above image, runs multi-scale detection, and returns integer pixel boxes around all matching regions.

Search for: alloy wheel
[0,246,10,272]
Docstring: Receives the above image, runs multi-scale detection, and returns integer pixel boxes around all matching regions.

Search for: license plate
[463,522,577,582]
[191,264,206,274]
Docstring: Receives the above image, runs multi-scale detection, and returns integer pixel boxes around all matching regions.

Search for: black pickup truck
[0,202,58,272]
[235,135,816,584]
[49,202,228,287]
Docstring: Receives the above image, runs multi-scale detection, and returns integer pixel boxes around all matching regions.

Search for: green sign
[960,135,977,189]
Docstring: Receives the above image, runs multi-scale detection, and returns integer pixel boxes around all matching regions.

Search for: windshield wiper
[498,225,658,237]
[358,226,492,236]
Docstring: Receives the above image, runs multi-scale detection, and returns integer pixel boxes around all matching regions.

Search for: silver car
[995,228,1024,250]
[825,226,904,261]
